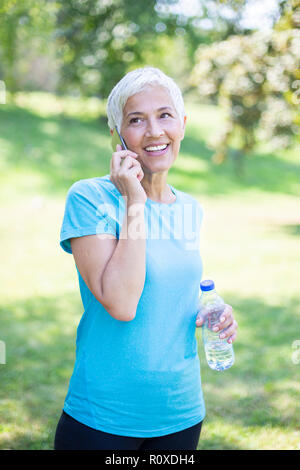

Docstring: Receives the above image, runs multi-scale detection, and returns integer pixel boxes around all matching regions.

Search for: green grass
[0,92,300,450]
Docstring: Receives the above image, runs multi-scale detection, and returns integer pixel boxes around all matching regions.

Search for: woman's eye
[129,117,142,124]
[161,112,171,119]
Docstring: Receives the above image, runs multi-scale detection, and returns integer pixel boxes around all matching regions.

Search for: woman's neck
[141,172,175,203]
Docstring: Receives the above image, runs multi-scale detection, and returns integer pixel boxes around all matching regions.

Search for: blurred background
[0,0,299,449]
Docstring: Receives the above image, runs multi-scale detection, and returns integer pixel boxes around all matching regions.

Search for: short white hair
[106,66,185,131]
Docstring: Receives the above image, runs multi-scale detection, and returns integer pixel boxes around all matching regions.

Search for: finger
[111,150,138,172]
[219,320,238,340]
[135,165,144,181]
[212,316,233,332]
[113,149,138,160]
[137,169,144,181]
[221,304,233,322]
[216,315,233,332]
[227,331,237,344]
[119,156,142,173]
[127,163,143,179]
[213,304,233,332]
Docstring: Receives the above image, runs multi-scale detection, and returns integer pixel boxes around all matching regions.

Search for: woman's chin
[140,158,175,175]
[142,164,172,175]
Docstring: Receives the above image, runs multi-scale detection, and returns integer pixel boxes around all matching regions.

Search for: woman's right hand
[110,144,147,205]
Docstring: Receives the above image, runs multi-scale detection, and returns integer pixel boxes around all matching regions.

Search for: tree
[0,0,261,99]
[0,0,55,96]
[54,0,257,98]
[54,0,183,98]
[189,1,300,170]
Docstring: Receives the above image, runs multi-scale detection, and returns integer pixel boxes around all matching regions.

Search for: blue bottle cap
[200,280,215,291]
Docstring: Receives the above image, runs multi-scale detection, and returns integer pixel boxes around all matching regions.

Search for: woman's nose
[145,119,164,137]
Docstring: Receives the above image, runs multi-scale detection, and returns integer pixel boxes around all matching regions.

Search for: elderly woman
[54,67,238,450]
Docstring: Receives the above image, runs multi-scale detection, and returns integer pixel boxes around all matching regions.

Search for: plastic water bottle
[199,280,234,371]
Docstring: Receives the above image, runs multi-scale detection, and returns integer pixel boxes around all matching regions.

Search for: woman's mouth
[143,143,169,156]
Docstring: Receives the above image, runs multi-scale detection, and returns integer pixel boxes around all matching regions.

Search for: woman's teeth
[145,144,168,151]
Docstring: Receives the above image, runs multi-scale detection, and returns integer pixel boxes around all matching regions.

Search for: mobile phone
[111,126,128,151]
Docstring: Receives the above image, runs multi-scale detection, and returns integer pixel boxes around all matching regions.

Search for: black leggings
[54,411,202,450]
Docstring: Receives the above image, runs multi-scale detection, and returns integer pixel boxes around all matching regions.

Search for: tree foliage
[54,0,184,97]
[190,0,300,165]
[1,0,299,165]
[0,0,55,94]
[54,0,252,98]
[0,0,254,97]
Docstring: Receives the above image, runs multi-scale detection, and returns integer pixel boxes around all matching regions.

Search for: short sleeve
[60,179,117,254]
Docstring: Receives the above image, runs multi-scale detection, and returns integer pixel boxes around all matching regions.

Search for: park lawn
[0,93,299,450]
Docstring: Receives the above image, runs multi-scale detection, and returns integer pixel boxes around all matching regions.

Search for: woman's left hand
[195,304,238,344]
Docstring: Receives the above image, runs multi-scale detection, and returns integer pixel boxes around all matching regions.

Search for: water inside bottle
[204,340,235,371]
[202,306,234,371]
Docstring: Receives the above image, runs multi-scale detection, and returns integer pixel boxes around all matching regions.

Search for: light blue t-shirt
[60,175,205,437]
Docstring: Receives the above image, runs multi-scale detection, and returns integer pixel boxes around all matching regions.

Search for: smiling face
[120,86,186,176]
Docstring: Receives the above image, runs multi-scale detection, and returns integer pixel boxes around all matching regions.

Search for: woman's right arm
[70,146,147,322]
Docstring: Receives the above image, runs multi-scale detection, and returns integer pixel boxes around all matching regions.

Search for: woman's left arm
[196,304,238,344]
